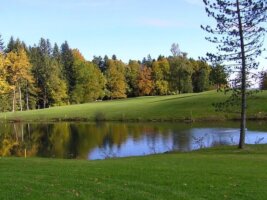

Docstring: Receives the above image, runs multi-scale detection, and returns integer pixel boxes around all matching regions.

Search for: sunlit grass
[0,90,266,122]
[0,145,267,200]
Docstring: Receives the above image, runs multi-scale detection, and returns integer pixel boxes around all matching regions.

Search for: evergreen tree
[0,34,4,52]
[52,43,61,62]
[30,38,67,108]
[191,60,211,92]
[202,0,267,148]
[5,36,15,53]
[61,41,75,97]
[142,54,153,68]
[5,37,27,53]
[209,64,228,90]
[260,72,267,90]
[112,54,117,60]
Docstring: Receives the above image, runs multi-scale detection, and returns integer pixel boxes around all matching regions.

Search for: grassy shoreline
[0,90,267,123]
[1,145,267,200]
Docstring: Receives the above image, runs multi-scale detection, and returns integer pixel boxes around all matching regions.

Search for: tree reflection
[1,122,266,160]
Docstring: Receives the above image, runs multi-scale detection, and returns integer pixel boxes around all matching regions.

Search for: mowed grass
[0,90,267,122]
[0,145,267,200]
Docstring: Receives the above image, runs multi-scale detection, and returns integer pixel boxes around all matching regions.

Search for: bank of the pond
[0,90,267,122]
[0,145,267,200]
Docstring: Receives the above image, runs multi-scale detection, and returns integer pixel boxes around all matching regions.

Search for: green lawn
[0,90,267,122]
[0,145,267,200]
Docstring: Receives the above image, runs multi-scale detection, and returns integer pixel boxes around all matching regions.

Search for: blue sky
[1,0,266,69]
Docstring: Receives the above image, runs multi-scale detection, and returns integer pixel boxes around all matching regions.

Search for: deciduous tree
[105,60,127,99]
[138,66,154,96]
[5,48,33,111]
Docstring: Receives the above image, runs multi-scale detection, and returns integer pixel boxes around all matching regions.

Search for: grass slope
[0,145,267,200]
[0,90,267,122]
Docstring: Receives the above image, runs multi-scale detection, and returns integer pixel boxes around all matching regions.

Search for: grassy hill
[0,90,267,122]
[1,145,267,200]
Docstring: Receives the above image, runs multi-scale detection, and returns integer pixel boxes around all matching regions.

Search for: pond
[0,121,266,160]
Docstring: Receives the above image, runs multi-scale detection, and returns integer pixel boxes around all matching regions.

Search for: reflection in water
[0,122,266,160]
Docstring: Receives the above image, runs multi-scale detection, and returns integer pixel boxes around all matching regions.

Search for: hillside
[0,90,266,122]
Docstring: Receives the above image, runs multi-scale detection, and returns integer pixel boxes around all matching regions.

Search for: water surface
[0,121,266,160]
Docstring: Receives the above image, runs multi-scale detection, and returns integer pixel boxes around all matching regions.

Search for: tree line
[0,35,228,112]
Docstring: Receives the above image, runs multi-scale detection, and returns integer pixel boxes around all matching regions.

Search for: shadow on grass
[150,94,198,104]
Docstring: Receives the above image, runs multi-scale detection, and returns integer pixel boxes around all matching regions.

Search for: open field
[0,90,266,122]
[0,145,267,200]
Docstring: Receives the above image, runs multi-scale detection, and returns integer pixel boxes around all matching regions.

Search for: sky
[0,0,266,69]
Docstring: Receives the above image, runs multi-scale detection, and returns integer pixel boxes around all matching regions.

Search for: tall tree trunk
[44,87,47,108]
[12,88,16,112]
[19,85,23,111]
[237,0,246,149]
[26,81,29,110]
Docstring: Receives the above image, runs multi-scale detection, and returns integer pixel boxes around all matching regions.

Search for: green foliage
[0,36,230,112]
[260,72,267,90]
[0,34,4,52]
[5,37,27,54]
[126,60,140,97]
[209,64,228,90]
[30,39,68,108]
[152,58,170,95]
[0,94,12,112]
[71,57,106,103]
[105,59,127,99]
[94,111,106,121]
[191,60,211,92]
[61,41,75,95]
[169,56,193,94]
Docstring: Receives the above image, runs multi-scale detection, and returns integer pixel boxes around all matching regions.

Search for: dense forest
[0,35,229,112]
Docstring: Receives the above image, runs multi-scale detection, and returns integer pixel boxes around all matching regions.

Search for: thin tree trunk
[19,85,23,111]
[12,88,16,112]
[237,0,246,149]
[26,81,29,110]
[44,87,47,108]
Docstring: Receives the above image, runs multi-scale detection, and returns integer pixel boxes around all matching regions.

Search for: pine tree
[5,37,26,53]
[52,43,61,62]
[61,41,75,98]
[0,34,4,52]
[30,38,68,108]
[202,0,267,148]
